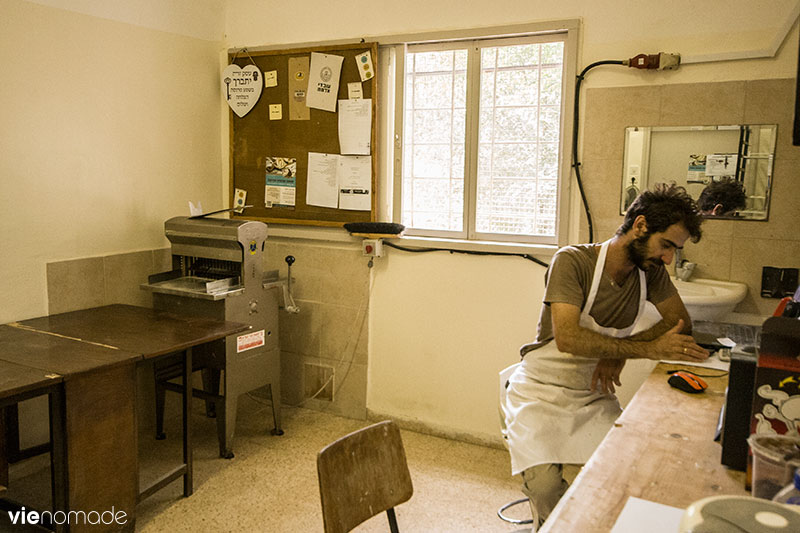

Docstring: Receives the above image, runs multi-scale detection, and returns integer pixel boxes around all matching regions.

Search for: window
[393,29,575,246]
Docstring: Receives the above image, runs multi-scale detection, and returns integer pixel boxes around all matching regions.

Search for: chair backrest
[317,420,413,533]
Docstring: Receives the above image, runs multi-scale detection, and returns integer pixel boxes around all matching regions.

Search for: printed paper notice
[265,156,296,208]
[347,82,363,99]
[237,330,265,353]
[265,70,278,88]
[686,154,707,183]
[338,156,372,211]
[306,52,344,112]
[338,99,371,155]
[307,152,339,208]
[706,153,737,177]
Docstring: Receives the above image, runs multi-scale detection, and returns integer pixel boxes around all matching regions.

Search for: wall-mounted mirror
[620,124,776,220]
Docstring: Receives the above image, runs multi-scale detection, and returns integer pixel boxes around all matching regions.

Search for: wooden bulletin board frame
[228,42,378,227]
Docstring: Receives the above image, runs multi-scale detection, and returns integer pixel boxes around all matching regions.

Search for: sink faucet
[674,249,696,281]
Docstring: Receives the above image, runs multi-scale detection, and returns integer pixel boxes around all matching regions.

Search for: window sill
[266,224,558,259]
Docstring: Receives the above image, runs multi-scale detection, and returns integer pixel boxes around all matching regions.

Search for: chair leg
[386,508,399,533]
[267,383,284,436]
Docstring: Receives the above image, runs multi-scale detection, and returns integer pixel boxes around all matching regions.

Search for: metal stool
[498,497,534,525]
[498,363,537,530]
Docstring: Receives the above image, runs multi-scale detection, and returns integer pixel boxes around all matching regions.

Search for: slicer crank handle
[283,256,299,313]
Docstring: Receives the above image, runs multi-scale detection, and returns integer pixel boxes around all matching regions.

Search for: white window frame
[386,21,579,249]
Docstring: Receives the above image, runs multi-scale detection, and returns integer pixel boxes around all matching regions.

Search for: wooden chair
[317,420,413,533]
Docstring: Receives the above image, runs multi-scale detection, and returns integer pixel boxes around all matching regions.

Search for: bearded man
[501,184,710,528]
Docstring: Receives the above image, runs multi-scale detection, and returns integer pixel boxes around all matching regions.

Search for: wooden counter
[540,363,748,533]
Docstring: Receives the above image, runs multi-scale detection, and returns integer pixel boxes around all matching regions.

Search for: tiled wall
[47,249,172,315]
[46,239,371,422]
[263,239,370,420]
[581,78,800,316]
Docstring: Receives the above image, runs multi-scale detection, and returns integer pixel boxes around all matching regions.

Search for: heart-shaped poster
[222,64,263,118]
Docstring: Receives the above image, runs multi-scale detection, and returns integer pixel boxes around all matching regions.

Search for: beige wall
[0,0,225,324]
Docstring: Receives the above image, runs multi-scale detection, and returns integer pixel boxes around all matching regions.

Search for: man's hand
[591,359,625,394]
[648,319,709,361]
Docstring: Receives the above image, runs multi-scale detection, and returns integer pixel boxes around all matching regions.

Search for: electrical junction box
[362,239,383,257]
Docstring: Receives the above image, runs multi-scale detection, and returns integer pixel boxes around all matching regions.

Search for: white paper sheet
[662,350,730,371]
[306,52,344,112]
[610,497,684,533]
[307,152,339,208]
[338,99,371,155]
[338,156,372,211]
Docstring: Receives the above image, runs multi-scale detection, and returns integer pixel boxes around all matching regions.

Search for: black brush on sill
[343,222,405,237]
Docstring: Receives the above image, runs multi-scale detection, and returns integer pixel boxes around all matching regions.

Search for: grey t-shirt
[521,244,676,356]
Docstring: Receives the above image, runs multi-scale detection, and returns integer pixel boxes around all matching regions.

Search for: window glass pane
[490,108,539,143]
[497,43,539,68]
[402,37,565,240]
[402,48,468,232]
[475,41,564,237]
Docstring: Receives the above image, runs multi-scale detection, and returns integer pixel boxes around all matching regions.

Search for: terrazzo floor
[5,395,557,532]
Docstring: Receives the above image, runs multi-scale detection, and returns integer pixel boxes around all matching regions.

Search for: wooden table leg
[183,347,193,497]
[64,364,137,533]
[48,385,67,533]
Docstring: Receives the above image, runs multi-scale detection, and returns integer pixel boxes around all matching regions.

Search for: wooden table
[540,363,748,533]
[0,326,138,532]
[1,304,249,532]
[0,360,65,511]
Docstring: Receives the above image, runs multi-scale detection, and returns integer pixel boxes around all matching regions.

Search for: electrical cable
[382,240,549,268]
[666,369,729,378]
[572,60,625,244]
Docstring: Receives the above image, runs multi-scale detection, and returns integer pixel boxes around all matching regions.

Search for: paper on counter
[338,156,371,211]
[306,52,344,112]
[610,497,684,533]
[338,99,371,155]
[662,350,730,371]
[307,152,339,208]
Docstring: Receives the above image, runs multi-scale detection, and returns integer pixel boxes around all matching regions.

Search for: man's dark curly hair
[616,183,703,243]
[697,178,747,215]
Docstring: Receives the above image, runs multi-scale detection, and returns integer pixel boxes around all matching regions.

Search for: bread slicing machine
[142,215,295,458]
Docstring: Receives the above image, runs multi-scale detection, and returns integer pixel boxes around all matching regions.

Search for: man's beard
[626,234,663,270]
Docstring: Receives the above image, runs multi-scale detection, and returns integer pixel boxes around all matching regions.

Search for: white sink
[672,277,748,322]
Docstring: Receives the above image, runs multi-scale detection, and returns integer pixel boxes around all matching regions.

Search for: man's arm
[625,292,693,342]
[551,301,707,361]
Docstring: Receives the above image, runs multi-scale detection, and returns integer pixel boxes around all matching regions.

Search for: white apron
[501,241,646,475]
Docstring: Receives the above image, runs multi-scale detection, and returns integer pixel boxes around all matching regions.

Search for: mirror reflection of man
[697,178,747,216]
[501,184,709,528]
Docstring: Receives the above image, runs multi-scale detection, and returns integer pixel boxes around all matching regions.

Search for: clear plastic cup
[748,434,800,500]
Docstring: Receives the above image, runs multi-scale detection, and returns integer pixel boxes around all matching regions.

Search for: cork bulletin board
[228,42,378,227]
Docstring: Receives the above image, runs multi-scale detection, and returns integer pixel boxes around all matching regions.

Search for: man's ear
[711,203,724,216]
[632,215,648,237]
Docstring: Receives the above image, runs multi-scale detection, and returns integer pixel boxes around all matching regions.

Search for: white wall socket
[362,239,383,257]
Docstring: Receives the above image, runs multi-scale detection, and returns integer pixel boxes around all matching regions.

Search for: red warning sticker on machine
[237,330,265,353]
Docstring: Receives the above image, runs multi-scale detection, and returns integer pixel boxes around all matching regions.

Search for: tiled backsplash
[581,78,800,317]
[46,240,370,422]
